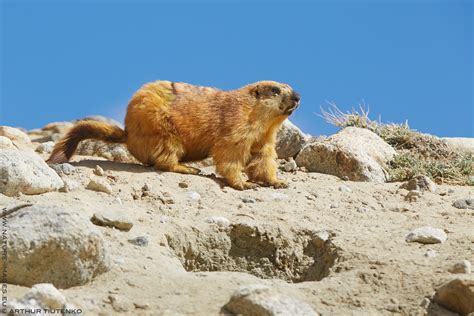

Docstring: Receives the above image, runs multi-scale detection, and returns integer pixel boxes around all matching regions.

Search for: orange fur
[48,80,300,190]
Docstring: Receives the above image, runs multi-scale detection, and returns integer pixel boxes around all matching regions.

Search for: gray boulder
[0,140,63,196]
[295,127,396,182]
[442,137,474,154]
[276,120,309,159]
[1,205,110,288]
[76,140,137,163]
[224,285,318,316]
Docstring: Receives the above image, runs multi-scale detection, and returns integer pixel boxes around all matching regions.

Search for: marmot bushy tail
[47,121,127,164]
[47,80,300,190]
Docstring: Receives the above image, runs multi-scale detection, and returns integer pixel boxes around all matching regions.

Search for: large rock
[442,137,474,154]
[76,140,137,163]
[0,142,63,196]
[29,121,73,143]
[0,126,31,145]
[434,276,474,315]
[224,285,318,316]
[295,127,396,182]
[276,120,309,158]
[7,283,67,312]
[1,205,110,288]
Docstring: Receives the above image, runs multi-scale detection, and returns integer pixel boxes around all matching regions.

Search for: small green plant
[320,102,473,185]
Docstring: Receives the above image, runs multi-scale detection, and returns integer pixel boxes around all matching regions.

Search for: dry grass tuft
[320,102,473,185]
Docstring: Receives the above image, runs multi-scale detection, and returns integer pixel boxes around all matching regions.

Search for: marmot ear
[251,85,260,98]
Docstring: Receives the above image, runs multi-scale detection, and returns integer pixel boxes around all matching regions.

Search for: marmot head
[245,81,300,117]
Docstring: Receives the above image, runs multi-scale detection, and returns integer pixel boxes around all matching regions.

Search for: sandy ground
[2,152,473,316]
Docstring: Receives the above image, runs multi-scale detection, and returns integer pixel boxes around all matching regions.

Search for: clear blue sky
[1,0,472,137]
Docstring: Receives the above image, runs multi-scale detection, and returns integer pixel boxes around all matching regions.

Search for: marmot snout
[48,80,300,190]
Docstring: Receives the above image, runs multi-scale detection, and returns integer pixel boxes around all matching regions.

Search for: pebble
[134,302,150,309]
[86,177,113,194]
[357,207,369,213]
[424,249,438,258]
[109,295,132,312]
[51,163,76,176]
[178,182,189,188]
[142,184,151,192]
[406,226,447,244]
[330,203,339,209]
[242,197,256,203]
[35,141,55,154]
[59,178,80,192]
[420,297,430,309]
[271,192,289,202]
[282,158,298,172]
[452,198,474,210]
[187,191,201,201]
[93,165,105,176]
[448,260,471,274]
[206,216,231,227]
[128,236,149,247]
[338,185,352,193]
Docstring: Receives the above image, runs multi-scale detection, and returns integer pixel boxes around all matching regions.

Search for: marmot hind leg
[151,140,200,175]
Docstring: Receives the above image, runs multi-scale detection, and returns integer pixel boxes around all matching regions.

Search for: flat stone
[452,199,474,210]
[91,209,133,231]
[405,226,447,244]
[271,193,289,202]
[206,216,231,227]
[128,236,149,247]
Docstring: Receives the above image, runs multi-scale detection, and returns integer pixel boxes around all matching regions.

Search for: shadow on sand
[71,159,228,188]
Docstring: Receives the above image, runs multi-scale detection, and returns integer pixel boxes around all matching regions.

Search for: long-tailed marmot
[48,80,301,190]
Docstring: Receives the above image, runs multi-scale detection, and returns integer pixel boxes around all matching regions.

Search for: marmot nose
[291,91,301,103]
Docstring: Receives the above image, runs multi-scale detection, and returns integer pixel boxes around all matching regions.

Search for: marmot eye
[271,87,281,95]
